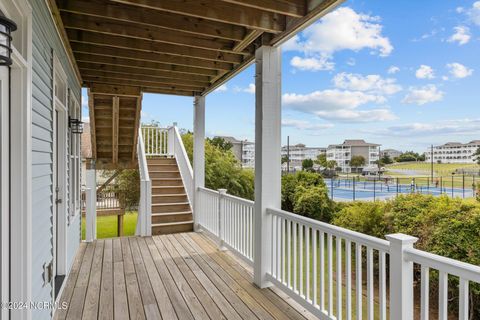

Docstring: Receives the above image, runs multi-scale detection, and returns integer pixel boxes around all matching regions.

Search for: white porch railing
[142,126,169,156]
[197,187,254,265]
[196,190,480,320]
[136,128,151,236]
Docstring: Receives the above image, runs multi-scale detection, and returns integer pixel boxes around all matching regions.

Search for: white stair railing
[136,128,151,236]
[142,126,170,156]
[169,125,194,205]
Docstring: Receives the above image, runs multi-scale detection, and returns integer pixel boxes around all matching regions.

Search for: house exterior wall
[425,141,480,164]
[327,140,380,172]
[30,0,81,318]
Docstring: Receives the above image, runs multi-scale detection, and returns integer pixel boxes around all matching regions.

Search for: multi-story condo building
[281,144,326,170]
[381,149,403,160]
[425,140,480,164]
[327,140,381,173]
[216,136,255,168]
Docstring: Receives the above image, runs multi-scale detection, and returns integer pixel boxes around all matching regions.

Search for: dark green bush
[293,185,333,221]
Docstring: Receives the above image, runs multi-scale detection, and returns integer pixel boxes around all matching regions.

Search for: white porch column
[193,96,205,231]
[253,45,282,288]
[85,165,97,242]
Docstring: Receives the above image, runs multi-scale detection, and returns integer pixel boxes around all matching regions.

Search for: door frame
[52,55,68,292]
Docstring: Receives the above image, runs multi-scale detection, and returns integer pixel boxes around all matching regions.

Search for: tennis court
[324,178,475,201]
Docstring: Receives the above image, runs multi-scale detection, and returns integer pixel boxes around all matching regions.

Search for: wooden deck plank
[113,238,123,263]
[147,236,208,320]
[54,243,87,320]
[180,233,275,320]
[113,262,129,320]
[190,232,309,320]
[82,240,105,320]
[66,242,96,320]
[156,235,227,320]
[120,237,146,320]
[172,234,260,319]
[164,234,242,320]
[128,237,172,319]
[99,239,114,320]
[139,237,195,320]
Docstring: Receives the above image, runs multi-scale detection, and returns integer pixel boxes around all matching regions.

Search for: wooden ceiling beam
[67,29,244,64]
[71,44,228,73]
[84,78,199,96]
[80,71,207,91]
[132,95,142,161]
[220,0,306,18]
[57,0,247,41]
[61,12,241,54]
[111,0,286,33]
[90,84,141,97]
[76,61,211,84]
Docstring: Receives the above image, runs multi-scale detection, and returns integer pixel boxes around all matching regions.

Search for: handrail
[171,126,194,204]
[137,128,151,236]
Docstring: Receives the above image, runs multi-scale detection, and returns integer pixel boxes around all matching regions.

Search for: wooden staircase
[147,157,193,235]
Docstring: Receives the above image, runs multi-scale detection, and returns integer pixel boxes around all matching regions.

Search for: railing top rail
[223,193,254,206]
[137,128,150,182]
[405,247,480,283]
[173,126,193,176]
[267,207,390,252]
[198,186,219,196]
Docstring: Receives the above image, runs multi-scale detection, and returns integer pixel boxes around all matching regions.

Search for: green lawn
[386,162,480,175]
[81,211,138,239]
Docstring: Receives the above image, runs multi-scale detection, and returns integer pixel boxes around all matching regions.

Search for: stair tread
[149,170,180,173]
[152,211,192,216]
[151,178,182,180]
[152,193,187,197]
[152,202,190,206]
[152,220,194,227]
[152,186,184,188]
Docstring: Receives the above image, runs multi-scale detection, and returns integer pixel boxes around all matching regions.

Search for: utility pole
[431,144,434,183]
[287,136,290,173]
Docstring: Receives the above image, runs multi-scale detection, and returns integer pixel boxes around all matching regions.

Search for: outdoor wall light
[0,14,17,66]
[69,117,84,134]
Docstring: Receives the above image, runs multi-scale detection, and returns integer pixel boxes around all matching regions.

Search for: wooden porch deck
[54,232,317,320]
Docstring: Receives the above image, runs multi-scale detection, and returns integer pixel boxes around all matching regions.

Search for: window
[69,91,81,220]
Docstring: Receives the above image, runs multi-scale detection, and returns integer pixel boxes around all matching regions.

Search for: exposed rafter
[112,96,120,165]
[220,0,306,17]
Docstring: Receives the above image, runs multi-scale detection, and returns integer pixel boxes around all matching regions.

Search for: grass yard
[386,162,480,175]
[81,211,138,240]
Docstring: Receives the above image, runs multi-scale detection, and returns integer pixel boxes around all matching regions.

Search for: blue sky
[82,0,480,153]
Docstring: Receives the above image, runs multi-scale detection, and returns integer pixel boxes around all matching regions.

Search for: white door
[0,64,10,317]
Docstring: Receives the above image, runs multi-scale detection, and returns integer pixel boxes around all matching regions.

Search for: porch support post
[85,164,97,242]
[193,96,205,231]
[253,45,281,288]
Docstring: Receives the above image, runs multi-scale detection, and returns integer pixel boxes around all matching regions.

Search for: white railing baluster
[328,233,333,316]
[356,243,362,320]
[288,220,292,288]
[306,226,310,302]
[459,278,469,320]
[320,231,325,311]
[367,247,374,320]
[379,251,387,320]
[281,217,286,283]
[439,271,448,320]
[313,229,318,307]
[336,236,342,320]
[421,265,429,320]
[294,222,298,292]
[346,240,352,320]
[299,224,303,296]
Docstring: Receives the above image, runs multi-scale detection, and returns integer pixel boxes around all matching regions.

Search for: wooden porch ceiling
[51,0,343,169]
[55,0,344,96]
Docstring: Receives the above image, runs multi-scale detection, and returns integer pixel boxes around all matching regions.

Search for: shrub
[293,185,333,221]
[332,201,388,238]
[114,169,140,210]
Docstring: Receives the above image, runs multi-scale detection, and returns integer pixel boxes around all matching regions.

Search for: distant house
[215,136,255,168]
[327,139,381,173]
[425,140,480,164]
[281,143,326,170]
[381,149,403,159]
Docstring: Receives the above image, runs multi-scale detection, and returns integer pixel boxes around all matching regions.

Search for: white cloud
[282,119,333,130]
[446,62,473,78]
[387,66,400,74]
[283,89,395,122]
[82,116,90,123]
[402,85,444,105]
[447,26,471,45]
[415,65,435,79]
[81,95,88,108]
[371,118,480,137]
[333,72,402,95]
[284,7,392,71]
[214,84,228,92]
[465,1,480,26]
[290,56,334,71]
[234,83,255,94]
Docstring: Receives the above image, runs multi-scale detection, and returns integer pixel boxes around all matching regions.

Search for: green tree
[281,155,289,164]
[350,155,366,172]
[293,185,333,221]
[302,158,314,171]
[315,154,327,167]
[182,133,254,200]
[113,169,140,210]
[396,151,423,162]
[326,160,337,170]
[474,147,480,165]
[207,137,233,151]
[380,154,393,164]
